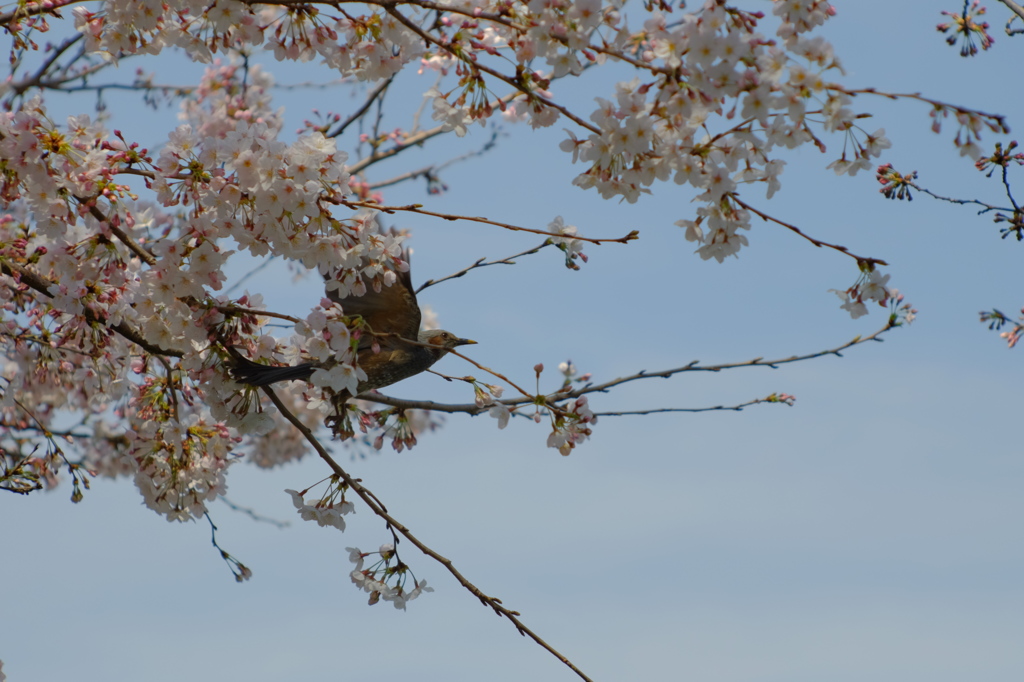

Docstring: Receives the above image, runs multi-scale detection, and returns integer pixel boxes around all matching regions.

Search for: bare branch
[573,324,891,397]
[416,241,552,293]
[594,396,790,416]
[369,129,501,192]
[997,0,1024,25]
[837,86,1009,133]
[338,199,640,245]
[0,0,75,28]
[346,123,450,175]
[328,76,395,139]
[225,257,279,297]
[350,319,899,415]
[733,196,889,267]
[218,495,291,529]
[8,34,82,96]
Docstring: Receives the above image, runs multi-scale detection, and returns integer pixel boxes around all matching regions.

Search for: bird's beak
[456,338,477,347]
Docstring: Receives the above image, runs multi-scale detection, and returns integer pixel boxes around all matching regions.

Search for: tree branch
[415,241,552,293]
[732,196,888,267]
[837,86,1009,133]
[346,123,450,175]
[338,199,640,245]
[997,0,1024,24]
[8,34,82,96]
[593,396,790,416]
[328,75,395,139]
[260,384,595,682]
[351,319,899,415]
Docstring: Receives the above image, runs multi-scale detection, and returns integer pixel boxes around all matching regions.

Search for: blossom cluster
[347,544,433,609]
[546,396,596,456]
[937,1,995,57]
[980,308,1024,349]
[829,267,893,319]
[128,414,236,522]
[485,362,596,455]
[286,485,355,531]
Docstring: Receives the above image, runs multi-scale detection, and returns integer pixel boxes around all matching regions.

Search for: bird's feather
[325,244,421,346]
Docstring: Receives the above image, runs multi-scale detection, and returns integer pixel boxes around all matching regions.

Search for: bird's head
[418,329,477,355]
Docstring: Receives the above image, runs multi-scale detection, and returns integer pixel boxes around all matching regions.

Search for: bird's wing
[325,252,421,346]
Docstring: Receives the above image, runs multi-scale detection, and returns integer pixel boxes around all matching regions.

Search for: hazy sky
[3,2,1022,681]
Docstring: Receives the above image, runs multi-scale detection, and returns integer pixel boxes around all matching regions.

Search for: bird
[231,251,475,395]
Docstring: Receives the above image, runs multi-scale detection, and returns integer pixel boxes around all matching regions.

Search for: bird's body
[232,249,474,394]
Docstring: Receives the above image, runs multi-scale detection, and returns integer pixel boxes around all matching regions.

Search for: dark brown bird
[232,256,475,394]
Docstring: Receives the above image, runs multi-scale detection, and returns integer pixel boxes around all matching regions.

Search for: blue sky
[3,2,1022,681]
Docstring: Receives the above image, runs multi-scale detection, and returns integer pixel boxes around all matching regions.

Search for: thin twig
[82,200,156,265]
[219,495,291,529]
[8,34,82,96]
[448,347,535,398]
[351,319,898,414]
[416,241,551,293]
[328,76,395,139]
[339,199,640,245]
[837,86,1009,133]
[997,0,1024,24]
[593,397,783,416]
[732,196,888,267]
[0,0,77,29]
[368,129,501,191]
[906,182,1010,214]
[346,123,450,175]
[224,257,279,297]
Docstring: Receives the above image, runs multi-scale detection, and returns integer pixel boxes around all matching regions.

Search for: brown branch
[260,384,594,682]
[904,181,1012,214]
[350,319,899,414]
[997,0,1024,24]
[8,34,82,96]
[327,75,395,139]
[339,199,640,245]
[593,396,786,416]
[0,0,77,28]
[835,86,1009,133]
[29,60,125,94]
[214,305,303,324]
[448,347,535,398]
[346,123,450,175]
[349,87,521,175]
[731,196,888,267]
[369,129,501,191]
[390,0,527,30]
[366,164,438,190]
[573,323,894,397]
[416,241,551,293]
[41,80,193,94]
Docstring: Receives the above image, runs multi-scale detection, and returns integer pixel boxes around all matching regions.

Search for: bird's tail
[231,355,315,387]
